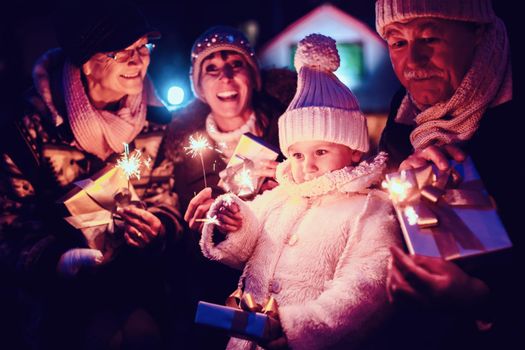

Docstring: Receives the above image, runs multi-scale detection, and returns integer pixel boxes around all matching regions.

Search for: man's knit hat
[375,0,497,38]
[278,34,369,156]
[54,0,160,67]
[190,26,261,101]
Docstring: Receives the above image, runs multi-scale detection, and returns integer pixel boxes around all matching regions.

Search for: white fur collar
[276,152,388,198]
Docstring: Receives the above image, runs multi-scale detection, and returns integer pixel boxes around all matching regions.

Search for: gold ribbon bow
[225,288,279,319]
[385,164,493,259]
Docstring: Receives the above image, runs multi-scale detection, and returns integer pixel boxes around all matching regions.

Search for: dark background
[0,0,520,113]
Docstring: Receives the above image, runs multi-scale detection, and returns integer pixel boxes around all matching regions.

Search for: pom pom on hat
[279,33,369,156]
[294,34,340,73]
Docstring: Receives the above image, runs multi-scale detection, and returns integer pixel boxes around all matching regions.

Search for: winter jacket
[161,68,296,349]
[379,88,524,350]
[201,153,401,349]
[0,49,181,348]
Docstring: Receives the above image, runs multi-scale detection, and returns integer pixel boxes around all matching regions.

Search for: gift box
[195,301,279,343]
[218,133,279,198]
[58,165,139,251]
[384,157,512,260]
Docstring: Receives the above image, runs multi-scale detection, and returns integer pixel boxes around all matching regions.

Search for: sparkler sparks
[184,134,213,188]
[234,167,255,193]
[195,214,220,226]
[116,143,147,181]
[382,171,413,203]
[184,134,212,158]
[404,206,419,226]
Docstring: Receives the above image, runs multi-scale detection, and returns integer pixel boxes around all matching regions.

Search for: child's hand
[258,316,288,349]
[216,202,242,235]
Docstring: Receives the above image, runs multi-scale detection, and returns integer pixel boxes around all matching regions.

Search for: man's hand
[184,187,214,231]
[387,246,490,310]
[117,206,164,248]
[57,248,103,277]
[400,144,466,171]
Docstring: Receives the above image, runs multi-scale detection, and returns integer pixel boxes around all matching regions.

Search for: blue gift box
[195,301,276,342]
[385,157,512,261]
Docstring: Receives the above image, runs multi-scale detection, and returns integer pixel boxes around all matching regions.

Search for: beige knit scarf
[395,18,513,150]
[63,62,148,160]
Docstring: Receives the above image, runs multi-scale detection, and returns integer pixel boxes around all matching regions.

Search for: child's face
[288,140,362,183]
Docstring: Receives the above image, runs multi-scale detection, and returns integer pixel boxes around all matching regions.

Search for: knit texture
[62,61,147,160]
[375,0,496,38]
[200,152,399,349]
[278,34,369,156]
[190,26,261,101]
[393,17,512,149]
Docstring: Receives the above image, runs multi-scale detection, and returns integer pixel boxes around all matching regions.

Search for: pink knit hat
[278,34,369,156]
[375,0,497,38]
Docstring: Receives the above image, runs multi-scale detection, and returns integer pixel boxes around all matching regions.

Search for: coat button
[270,279,282,294]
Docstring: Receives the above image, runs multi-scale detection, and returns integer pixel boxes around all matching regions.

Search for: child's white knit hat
[278,33,369,156]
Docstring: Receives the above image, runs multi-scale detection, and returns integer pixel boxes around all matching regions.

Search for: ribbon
[219,156,261,199]
[225,288,279,319]
[385,164,493,259]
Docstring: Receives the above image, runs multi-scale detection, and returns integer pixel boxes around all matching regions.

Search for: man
[375,0,523,348]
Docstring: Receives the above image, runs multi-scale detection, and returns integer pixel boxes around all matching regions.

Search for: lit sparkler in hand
[114,143,151,210]
[382,171,413,203]
[195,214,220,226]
[116,143,151,188]
[184,134,213,188]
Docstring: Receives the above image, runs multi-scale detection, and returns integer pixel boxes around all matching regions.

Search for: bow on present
[225,288,279,320]
[383,164,494,259]
[219,156,260,198]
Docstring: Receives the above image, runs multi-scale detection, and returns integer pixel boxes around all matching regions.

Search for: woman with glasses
[0,1,180,349]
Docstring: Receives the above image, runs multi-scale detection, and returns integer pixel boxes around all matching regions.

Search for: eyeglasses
[105,43,156,63]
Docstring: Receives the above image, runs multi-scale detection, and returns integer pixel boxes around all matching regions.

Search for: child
[200,34,400,349]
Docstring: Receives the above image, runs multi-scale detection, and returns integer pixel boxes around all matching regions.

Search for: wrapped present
[383,157,512,260]
[195,290,280,343]
[58,165,140,252]
[218,133,279,198]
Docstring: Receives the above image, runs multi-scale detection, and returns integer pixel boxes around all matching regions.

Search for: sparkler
[195,214,220,226]
[116,143,151,189]
[382,171,413,203]
[184,134,213,188]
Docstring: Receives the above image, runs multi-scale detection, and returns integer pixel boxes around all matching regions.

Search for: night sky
[0,0,520,110]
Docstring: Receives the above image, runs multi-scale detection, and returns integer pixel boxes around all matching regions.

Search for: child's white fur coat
[201,153,400,349]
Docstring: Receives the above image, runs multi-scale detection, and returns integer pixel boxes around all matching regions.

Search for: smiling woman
[0,1,181,349]
[164,26,295,212]
[160,25,296,349]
